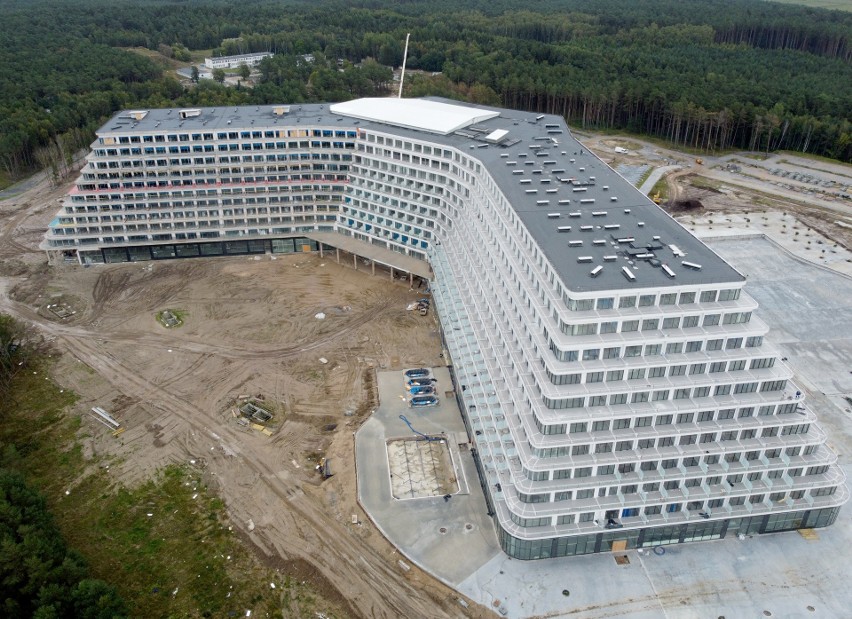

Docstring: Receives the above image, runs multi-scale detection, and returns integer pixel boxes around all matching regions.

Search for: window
[677,413,694,424]
[751,358,775,370]
[714,385,731,396]
[645,343,662,356]
[628,368,646,380]
[595,442,613,454]
[618,463,635,474]
[616,440,633,451]
[679,435,697,446]
[741,429,756,439]
[663,317,680,329]
[679,292,696,304]
[636,416,652,427]
[600,321,617,334]
[593,420,610,432]
[729,496,745,506]
[557,514,575,524]
[625,345,642,357]
[683,316,699,328]
[700,290,717,303]
[658,437,675,447]
[738,407,754,418]
[697,410,714,422]
[706,339,723,351]
[606,369,624,381]
[718,408,734,420]
[574,466,592,477]
[621,320,639,332]
[649,367,666,378]
[686,340,703,352]
[723,312,752,325]
[746,336,763,348]
[709,361,726,373]
[700,432,716,444]
[703,314,720,327]
[572,445,590,456]
[666,342,683,354]
[577,489,594,499]
[690,363,707,375]
[674,388,691,400]
[645,505,663,515]
[582,349,599,361]
[586,372,604,383]
[652,390,669,401]
[614,418,631,430]
[631,392,650,403]
[669,365,686,376]
[590,395,608,406]
[619,296,636,309]
[570,422,588,433]
[604,347,621,359]
[610,393,627,405]
[638,439,654,449]
[656,414,673,426]
[729,360,746,371]
[639,294,655,307]
[726,338,743,350]
[597,297,614,310]
[659,293,676,306]
[721,431,737,441]
[642,319,659,331]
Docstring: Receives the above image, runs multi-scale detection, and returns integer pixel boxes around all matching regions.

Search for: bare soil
[0,171,486,618]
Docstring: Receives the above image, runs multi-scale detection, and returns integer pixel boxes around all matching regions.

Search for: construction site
[1,129,851,618]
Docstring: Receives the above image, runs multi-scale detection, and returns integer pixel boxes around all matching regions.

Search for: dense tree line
[0,469,127,618]
[0,0,849,178]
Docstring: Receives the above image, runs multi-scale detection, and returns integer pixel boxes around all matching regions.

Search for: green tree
[212,68,226,83]
[238,63,251,80]
[190,65,199,83]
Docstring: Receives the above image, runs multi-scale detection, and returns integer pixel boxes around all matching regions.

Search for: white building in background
[43,98,847,559]
[204,52,273,70]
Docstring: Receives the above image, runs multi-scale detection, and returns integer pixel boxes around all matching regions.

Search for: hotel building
[43,98,847,559]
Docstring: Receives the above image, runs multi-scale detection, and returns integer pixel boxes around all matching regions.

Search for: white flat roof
[330,98,500,135]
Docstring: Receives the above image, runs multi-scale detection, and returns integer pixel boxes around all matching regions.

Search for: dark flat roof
[98,100,744,293]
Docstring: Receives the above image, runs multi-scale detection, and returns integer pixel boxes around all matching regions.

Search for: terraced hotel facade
[44,98,847,559]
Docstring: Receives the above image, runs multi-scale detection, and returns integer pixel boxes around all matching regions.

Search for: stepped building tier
[44,98,847,559]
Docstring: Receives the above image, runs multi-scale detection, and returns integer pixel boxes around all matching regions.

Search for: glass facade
[498,507,840,559]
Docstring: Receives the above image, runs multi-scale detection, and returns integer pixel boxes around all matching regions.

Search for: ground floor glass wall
[499,506,841,560]
[80,237,324,265]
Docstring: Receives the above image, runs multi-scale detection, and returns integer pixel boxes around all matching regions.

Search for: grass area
[650,178,668,202]
[740,153,769,161]
[764,0,852,11]
[689,175,724,191]
[636,166,655,188]
[0,169,12,191]
[576,124,740,158]
[0,363,345,619]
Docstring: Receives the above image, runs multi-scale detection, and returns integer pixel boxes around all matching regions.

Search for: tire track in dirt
[59,334,467,619]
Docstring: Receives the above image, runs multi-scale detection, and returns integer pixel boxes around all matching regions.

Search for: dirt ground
[0,171,488,619]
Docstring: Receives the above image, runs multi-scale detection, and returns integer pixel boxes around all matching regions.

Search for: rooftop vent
[557,226,572,233]
[662,264,676,278]
[179,108,203,119]
[682,261,703,270]
[590,265,603,278]
[525,189,538,194]
[500,153,509,158]
[569,240,583,247]
[272,106,290,116]
[577,256,593,263]
[558,199,571,205]
[603,255,617,261]
[580,225,594,231]
[610,196,618,202]
[622,266,636,281]
[580,198,595,204]
[546,188,558,193]
[122,110,149,121]
[592,211,607,217]
[593,239,606,245]
[547,212,560,218]
[624,209,631,214]
[603,224,620,230]
[572,187,587,193]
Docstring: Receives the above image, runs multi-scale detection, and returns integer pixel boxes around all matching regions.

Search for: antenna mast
[398,33,410,98]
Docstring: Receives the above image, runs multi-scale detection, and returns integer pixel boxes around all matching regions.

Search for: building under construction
[43,98,847,559]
